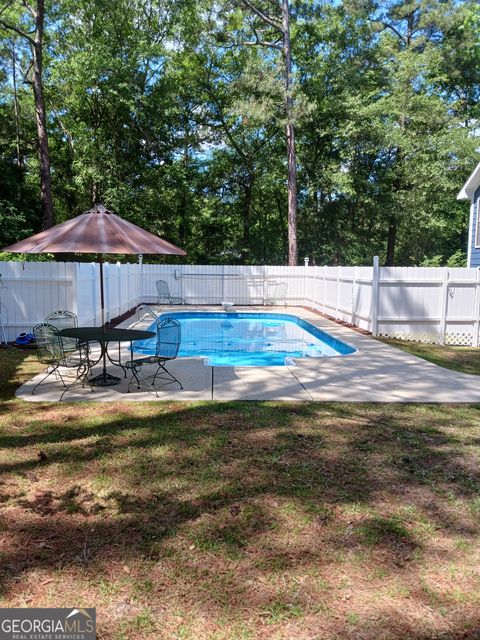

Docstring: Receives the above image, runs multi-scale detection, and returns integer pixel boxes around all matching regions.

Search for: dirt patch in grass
[1,349,480,638]
[378,338,480,376]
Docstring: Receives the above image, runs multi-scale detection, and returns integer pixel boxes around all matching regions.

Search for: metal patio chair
[127,317,182,394]
[45,309,85,353]
[155,280,183,305]
[32,323,92,398]
[0,308,6,346]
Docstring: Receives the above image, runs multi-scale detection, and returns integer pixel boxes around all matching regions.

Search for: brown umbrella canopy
[3,204,186,331]
[3,204,186,255]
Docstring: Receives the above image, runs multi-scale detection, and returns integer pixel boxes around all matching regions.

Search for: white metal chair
[127,317,182,394]
[155,280,183,305]
[265,282,288,306]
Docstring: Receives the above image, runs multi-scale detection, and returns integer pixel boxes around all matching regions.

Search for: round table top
[59,327,155,341]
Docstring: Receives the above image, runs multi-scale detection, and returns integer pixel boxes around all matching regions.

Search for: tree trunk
[282,0,298,266]
[32,0,54,229]
[242,171,254,263]
[274,191,287,263]
[11,40,23,169]
[179,115,190,244]
[385,218,396,266]
[91,181,99,205]
[0,0,54,228]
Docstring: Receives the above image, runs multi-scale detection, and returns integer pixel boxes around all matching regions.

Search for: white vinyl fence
[0,262,77,343]
[305,260,480,346]
[140,264,306,306]
[1,258,479,346]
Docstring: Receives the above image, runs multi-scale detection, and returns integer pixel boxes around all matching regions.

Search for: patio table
[59,327,155,387]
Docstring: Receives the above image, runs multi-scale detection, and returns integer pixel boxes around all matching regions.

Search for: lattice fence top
[378,331,475,347]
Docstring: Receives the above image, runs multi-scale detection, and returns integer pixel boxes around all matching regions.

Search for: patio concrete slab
[212,365,312,401]
[14,305,480,403]
[16,356,211,402]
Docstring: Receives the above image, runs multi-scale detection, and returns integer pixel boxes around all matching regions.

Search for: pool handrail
[135,304,159,325]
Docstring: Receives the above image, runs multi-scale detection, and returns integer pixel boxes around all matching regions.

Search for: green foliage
[420,255,442,267]
[0,252,54,262]
[0,0,478,264]
[420,248,467,268]
[447,250,467,268]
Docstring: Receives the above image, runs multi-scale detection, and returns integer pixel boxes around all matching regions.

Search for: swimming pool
[132,312,356,367]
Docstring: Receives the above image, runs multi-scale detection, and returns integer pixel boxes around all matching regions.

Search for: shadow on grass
[1,401,479,548]
[0,347,42,401]
[2,350,480,637]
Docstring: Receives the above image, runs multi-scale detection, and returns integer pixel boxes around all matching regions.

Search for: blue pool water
[132,312,356,367]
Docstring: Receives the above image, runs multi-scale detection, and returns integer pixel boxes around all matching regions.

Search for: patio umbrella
[2,203,186,326]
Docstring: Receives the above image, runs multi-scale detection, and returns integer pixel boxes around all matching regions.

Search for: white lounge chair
[265,282,288,306]
[155,280,183,305]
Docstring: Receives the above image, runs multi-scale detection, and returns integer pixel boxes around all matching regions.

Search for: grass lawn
[1,348,480,639]
[378,338,480,376]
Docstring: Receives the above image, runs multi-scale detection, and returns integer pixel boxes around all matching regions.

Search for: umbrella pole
[99,254,105,329]
[90,254,120,386]
[100,255,107,382]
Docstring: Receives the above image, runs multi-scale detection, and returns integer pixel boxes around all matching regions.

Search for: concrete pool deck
[15,305,480,403]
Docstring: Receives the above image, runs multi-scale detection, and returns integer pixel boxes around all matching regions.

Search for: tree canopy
[0,0,479,265]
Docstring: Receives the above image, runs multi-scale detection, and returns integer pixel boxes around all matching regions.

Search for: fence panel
[264,265,306,306]
[0,262,75,341]
[337,266,354,322]
[224,266,263,305]
[354,267,373,331]
[375,267,479,344]
[443,268,477,345]
[304,268,316,307]
[141,264,179,303]
[76,262,99,326]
